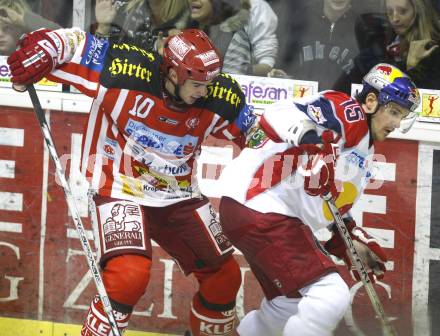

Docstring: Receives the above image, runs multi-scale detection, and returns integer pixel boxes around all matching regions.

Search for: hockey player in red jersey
[8,28,256,336]
[218,63,420,335]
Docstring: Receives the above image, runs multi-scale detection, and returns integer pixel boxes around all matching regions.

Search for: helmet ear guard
[377,77,420,112]
[161,29,222,85]
[361,63,421,133]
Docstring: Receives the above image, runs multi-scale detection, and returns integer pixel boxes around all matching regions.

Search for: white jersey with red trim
[219,91,375,231]
[45,28,253,206]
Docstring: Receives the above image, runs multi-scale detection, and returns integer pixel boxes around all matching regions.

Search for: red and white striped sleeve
[46,28,108,97]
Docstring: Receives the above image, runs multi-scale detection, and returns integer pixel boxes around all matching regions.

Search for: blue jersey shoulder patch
[295,97,342,134]
[80,34,109,72]
[235,104,257,132]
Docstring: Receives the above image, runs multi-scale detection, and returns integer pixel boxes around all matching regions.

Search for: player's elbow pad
[284,119,317,146]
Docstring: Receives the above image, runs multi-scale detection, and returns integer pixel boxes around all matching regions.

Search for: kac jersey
[219,91,374,231]
[46,28,253,206]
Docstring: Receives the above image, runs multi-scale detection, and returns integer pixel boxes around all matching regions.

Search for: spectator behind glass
[434,0,440,14]
[385,0,440,89]
[334,0,440,93]
[92,0,189,50]
[36,0,72,27]
[272,0,360,90]
[0,0,61,56]
[187,0,279,76]
[331,11,394,93]
[0,1,25,56]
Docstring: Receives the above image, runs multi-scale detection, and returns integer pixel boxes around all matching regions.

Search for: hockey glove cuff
[324,218,388,283]
[300,130,340,200]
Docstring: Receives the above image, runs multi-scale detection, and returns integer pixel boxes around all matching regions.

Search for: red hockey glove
[301,130,339,200]
[324,219,388,283]
[7,29,60,85]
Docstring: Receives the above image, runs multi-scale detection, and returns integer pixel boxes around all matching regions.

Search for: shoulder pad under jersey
[198,73,246,121]
[100,42,162,96]
[295,91,369,148]
[322,91,369,148]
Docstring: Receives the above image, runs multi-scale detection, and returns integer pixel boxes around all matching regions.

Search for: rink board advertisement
[231,74,319,114]
[0,56,63,92]
[0,106,439,334]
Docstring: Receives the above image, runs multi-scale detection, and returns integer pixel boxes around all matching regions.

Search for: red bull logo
[377,65,392,76]
[408,87,421,108]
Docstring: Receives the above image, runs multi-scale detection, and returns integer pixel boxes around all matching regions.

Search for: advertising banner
[419,89,440,123]
[231,74,318,114]
[0,104,424,335]
[0,56,62,92]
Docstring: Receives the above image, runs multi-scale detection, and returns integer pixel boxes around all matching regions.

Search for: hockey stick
[26,84,122,336]
[323,194,397,336]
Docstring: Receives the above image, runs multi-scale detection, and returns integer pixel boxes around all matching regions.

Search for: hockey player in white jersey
[218,63,420,336]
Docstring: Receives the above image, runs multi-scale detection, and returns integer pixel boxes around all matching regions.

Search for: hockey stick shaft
[324,195,397,336]
[27,85,122,336]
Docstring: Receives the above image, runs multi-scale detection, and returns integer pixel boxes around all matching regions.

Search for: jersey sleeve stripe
[81,86,107,176]
[49,67,99,95]
[203,114,221,140]
[51,30,65,61]
[110,89,129,123]
[212,119,228,134]
[91,115,109,190]
[222,127,235,140]
[259,114,284,142]
[246,146,302,200]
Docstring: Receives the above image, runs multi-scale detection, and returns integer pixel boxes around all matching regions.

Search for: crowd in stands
[1,0,439,91]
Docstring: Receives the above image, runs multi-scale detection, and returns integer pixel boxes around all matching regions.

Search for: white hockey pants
[237,272,350,336]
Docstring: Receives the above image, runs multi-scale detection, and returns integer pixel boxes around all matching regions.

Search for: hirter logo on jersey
[307,105,327,125]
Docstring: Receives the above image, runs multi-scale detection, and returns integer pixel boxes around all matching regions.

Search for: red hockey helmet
[161,29,222,85]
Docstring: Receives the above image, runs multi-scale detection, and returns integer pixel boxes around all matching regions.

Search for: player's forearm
[260,102,317,146]
[94,23,112,37]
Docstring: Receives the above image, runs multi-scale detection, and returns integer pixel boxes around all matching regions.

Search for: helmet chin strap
[174,82,183,102]
[163,76,188,109]
[361,97,380,138]
[366,103,382,145]
[370,103,381,115]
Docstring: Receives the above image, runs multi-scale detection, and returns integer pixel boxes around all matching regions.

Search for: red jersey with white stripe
[46,28,253,206]
[220,91,375,231]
